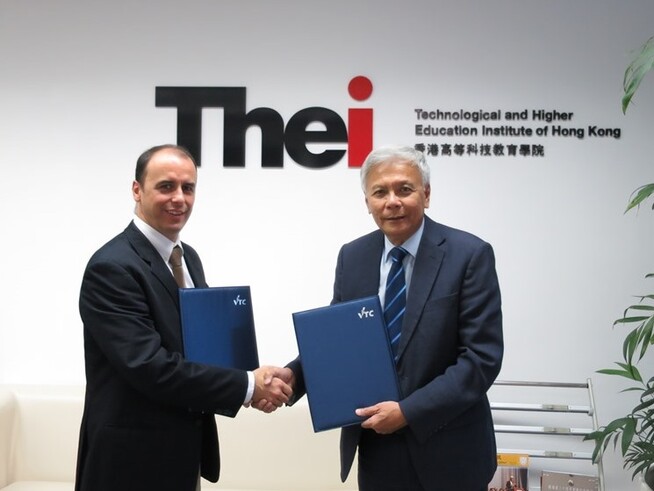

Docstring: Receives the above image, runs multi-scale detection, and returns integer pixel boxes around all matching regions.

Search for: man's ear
[132,180,141,202]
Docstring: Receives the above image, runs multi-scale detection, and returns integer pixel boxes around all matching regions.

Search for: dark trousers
[357,430,488,491]
[357,430,425,491]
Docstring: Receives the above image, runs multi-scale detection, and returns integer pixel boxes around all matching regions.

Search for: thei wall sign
[156,76,374,168]
[156,74,622,166]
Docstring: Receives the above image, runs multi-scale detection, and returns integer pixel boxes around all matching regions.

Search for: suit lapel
[359,233,384,297]
[124,222,180,304]
[396,217,446,361]
[183,246,208,289]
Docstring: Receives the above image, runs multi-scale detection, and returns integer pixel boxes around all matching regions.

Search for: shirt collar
[383,218,425,261]
[132,215,182,263]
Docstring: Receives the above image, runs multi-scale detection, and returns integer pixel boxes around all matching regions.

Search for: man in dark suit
[278,145,503,490]
[75,144,292,491]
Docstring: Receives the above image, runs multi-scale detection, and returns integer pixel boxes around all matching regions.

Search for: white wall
[1,1,653,489]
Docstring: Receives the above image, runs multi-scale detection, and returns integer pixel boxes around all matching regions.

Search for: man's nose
[171,186,184,201]
[386,192,401,206]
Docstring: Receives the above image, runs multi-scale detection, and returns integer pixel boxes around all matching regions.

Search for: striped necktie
[384,247,408,360]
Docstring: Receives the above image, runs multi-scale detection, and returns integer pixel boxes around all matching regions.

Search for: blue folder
[179,286,259,371]
[292,295,401,432]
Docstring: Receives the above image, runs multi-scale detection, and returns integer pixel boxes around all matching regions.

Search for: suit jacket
[75,222,248,491]
[288,216,503,490]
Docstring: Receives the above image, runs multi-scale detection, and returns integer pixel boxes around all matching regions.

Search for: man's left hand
[356,401,407,434]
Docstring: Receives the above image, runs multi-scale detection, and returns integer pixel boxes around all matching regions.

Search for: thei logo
[155,76,373,168]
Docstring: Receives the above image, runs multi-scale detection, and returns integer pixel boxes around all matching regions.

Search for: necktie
[169,245,186,288]
[384,247,408,360]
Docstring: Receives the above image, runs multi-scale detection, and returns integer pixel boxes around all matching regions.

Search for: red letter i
[347,76,373,168]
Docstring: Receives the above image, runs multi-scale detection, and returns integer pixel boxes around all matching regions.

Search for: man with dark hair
[75,144,291,491]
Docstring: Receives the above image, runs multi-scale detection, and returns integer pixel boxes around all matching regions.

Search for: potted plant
[584,35,654,489]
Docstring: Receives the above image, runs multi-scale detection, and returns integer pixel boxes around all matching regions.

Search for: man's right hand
[251,366,293,412]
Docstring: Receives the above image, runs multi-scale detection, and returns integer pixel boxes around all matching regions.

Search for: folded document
[179,286,259,371]
[292,295,401,432]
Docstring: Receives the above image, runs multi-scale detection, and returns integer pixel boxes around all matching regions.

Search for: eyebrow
[371,180,415,188]
[155,179,196,187]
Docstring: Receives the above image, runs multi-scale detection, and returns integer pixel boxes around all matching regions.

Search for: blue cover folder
[292,295,401,432]
[179,286,259,370]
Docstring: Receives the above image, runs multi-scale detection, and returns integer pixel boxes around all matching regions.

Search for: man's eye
[183,185,195,193]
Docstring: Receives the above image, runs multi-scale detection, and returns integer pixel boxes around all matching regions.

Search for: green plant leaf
[633,396,654,413]
[625,184,654,213]
[598,368,635,379]
[624,328,641,363]
[621,418,637,455]
[615,316,650,326]
[620,386,646,393]
[638,319,654,360]
[633,461,652,480]
[623,36,654,113]
[627,305,654,312]
[631,365,644,383]
[605,417,630,433]
[616,362,643,382]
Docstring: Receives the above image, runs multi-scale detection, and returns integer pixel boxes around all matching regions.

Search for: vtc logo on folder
[233,294,247,306]
[357,306,375,319]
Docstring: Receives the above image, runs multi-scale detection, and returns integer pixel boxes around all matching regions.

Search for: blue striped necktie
[384,247,408,361]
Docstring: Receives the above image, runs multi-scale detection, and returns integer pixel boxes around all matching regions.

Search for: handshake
[250,366,296,413]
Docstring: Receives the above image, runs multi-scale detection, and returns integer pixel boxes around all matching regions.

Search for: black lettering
[238,107,284,168]
[156,86,233,166]
[156,86,286,167]
[285,107,347,168]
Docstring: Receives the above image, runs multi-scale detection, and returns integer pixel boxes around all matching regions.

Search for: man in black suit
[275,145,503,490]
[75,144,292,491]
